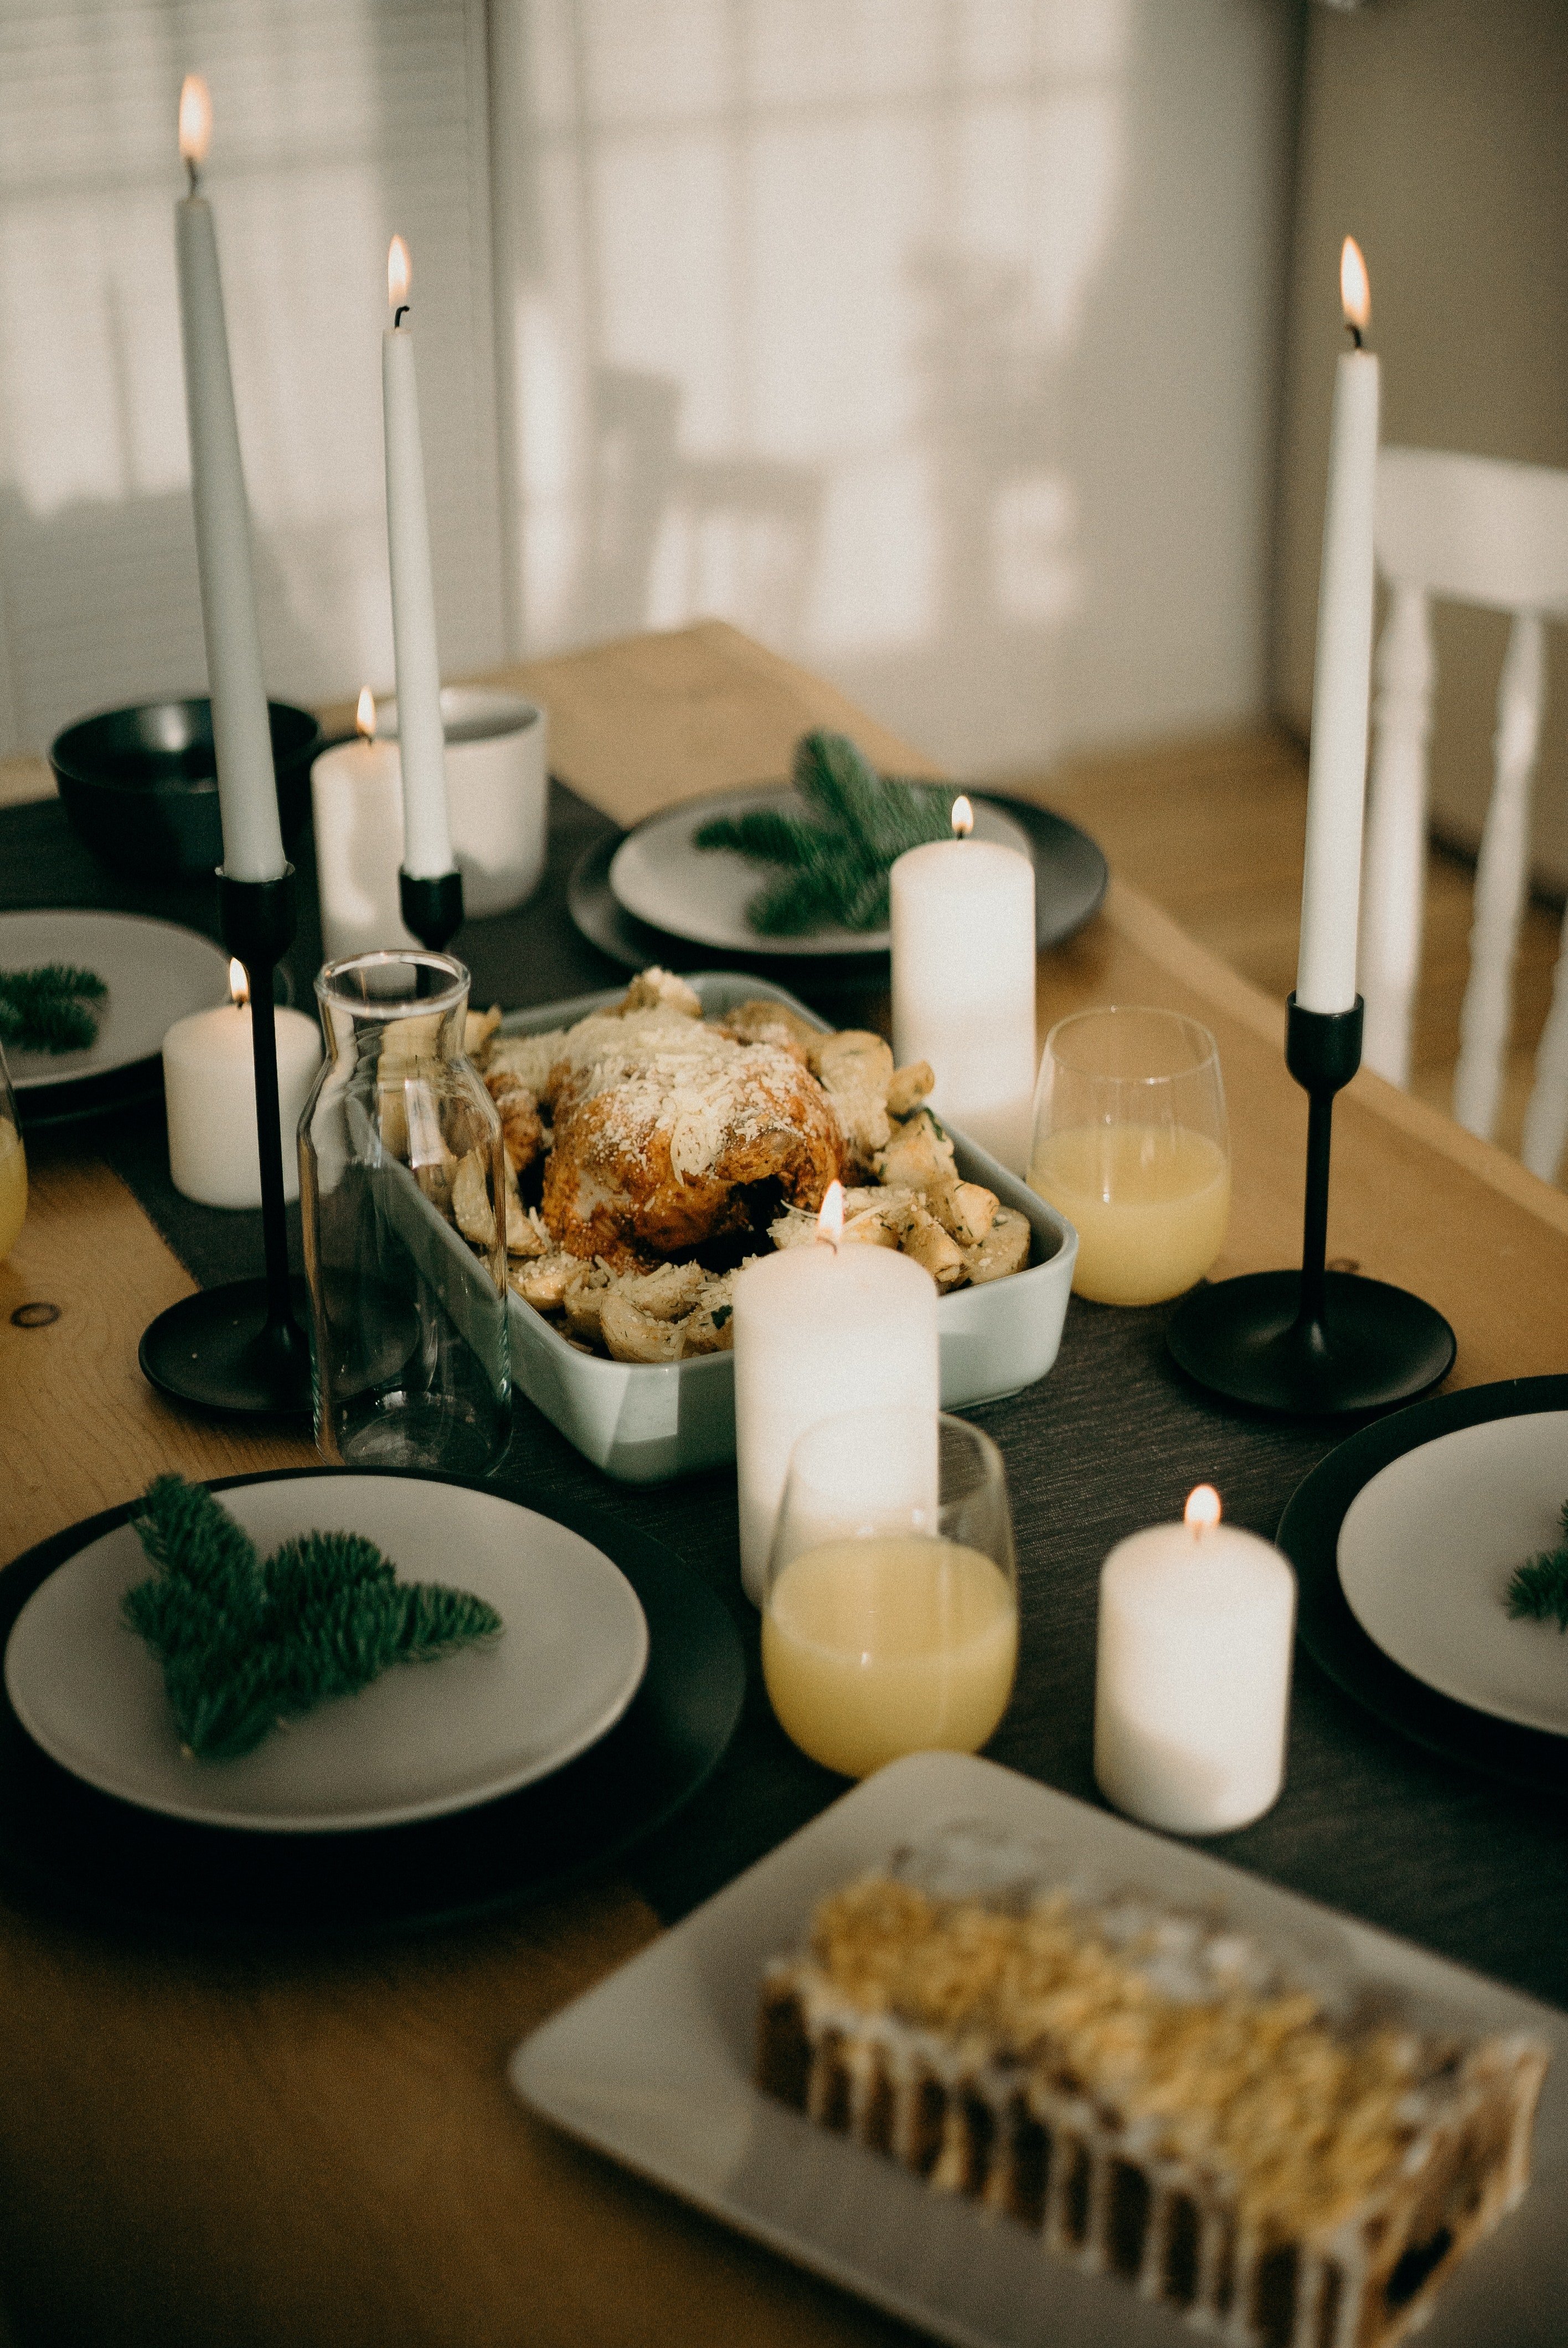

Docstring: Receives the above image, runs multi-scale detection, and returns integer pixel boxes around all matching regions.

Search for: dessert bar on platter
[760,1831,1547,2348]
[512,1754,1566,2348]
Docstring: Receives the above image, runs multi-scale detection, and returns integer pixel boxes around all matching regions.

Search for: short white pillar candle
[733,1185,940,1605]
[1094,1485,1296,1834]
[890,801,1036,1172]
[312,690,414,962]
[163,969,322,1208]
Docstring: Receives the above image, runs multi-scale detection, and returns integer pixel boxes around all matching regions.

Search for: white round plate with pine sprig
[3,1473,648,1832]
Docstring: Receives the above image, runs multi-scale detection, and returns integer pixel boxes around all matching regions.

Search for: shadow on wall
[0,485,342,745]
[579,364,825,652]
[571,244,1077,780]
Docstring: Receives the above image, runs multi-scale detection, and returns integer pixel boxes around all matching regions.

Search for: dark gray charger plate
[0,1468,745,1943]
[1278,1375,1568,1797]
[569,790,1108,988]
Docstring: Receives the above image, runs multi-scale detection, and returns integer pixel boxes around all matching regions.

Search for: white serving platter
[492,974,1076,1483]
[1338,1410,1568,1735]
[512,1751,1567,2348]
[4,1473,648,1833]
[608,787,1034,957]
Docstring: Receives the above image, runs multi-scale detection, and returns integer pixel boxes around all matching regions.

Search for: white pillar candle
[1296,238,1381,1016]
[1094,1485,1296,1835]
[733,1187,940,1606]
[890,801,1036,1172]
[381,236,455,882]
[163,967,322,1208]
[312,690,416,962]
[173,76,285,886]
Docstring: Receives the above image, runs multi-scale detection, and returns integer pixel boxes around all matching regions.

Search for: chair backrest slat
[1360,446,1568,1175]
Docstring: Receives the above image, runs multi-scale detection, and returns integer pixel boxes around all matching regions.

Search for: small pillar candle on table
[733,1183,940,1606]
[1094,1485,1296,1834]
[312,689,415,961]
[163,962,321,1209]
[890,796,1036,1173]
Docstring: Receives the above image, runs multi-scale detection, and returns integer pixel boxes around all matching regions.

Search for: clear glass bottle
[300,950,510,1473]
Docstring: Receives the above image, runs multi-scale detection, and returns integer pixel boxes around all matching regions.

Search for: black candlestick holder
[139,867,313,1419]
[1165,995,1456,1415]
[399,867,463,951]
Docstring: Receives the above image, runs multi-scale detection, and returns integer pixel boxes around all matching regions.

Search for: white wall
[493,0,1300,778]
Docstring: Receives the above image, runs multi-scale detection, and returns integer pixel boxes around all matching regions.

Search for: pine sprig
[1506,1502,1568,1632]
[693,730,955,936]
[0,964,107,1054]
[123,1474,503,1760]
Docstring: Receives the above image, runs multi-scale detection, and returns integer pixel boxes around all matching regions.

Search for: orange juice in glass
[1029,1007,1229,1306]
[0,1041,24,1260]
[761,1409,1017,1779]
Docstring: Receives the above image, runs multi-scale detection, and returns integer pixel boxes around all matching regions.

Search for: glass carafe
[300,951,510,1473]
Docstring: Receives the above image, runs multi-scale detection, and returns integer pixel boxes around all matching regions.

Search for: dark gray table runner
[7,789,1567,2006]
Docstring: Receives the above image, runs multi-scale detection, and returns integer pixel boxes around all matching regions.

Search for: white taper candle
[1296,238,1381,1016]
[174,75,285,884]
[381,236,455,881]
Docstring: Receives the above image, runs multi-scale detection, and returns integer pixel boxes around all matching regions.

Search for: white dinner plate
[1337,1411,1568,1736]
[4,1474,648,1832]
[511,1750,1566,2348]
[0,908,231,1091]
[607,787,1034,957]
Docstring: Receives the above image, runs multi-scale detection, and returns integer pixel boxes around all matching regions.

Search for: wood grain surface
[2,623,1566,2348]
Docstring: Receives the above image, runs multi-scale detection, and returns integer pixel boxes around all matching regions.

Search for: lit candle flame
[816,1180,845,1248]
[1340,236,1370,338]
[356,686,376,742]
[388,235,411,316]
[228,959,249,1008]
[178,74,212,171]
[1184,1485,1222,1537]
[951,794,974,839]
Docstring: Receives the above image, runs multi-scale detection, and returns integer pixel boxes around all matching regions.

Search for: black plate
[568,790,1108,985]
[1278,1375,1568,1796]
[0,1468,745,1942]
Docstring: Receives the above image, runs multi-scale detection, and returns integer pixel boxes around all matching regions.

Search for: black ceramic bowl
[49,697,323,880]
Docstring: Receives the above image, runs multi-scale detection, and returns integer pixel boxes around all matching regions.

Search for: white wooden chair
[1358,446,1568,1177]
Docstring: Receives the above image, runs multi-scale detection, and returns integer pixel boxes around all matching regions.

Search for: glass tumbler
[761,1407,1018,1779]
[0,1039,25,1261]
[300,951,510,1472]
[1028,1005,1229,1306]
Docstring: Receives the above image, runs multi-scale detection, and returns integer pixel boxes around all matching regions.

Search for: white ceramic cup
[313,689,550,960]
[386,686,549,919]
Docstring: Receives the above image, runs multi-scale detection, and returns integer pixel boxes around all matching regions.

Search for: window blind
[0,0,504,756]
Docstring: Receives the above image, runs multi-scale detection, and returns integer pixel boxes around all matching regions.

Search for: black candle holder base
[1167,992,1455,1418]
[1167,1269,1455,1417]
[140,1277,313,1419]
[139,863,313,1424]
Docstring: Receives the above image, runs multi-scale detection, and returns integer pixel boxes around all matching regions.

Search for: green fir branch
[123,1474,504,1760]
[693,729,955,936]
[0,964,107,1054]
[1506,1502,1568,1633]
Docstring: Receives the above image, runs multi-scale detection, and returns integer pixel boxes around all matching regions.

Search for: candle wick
[185,156,200,197]
[394,303,410,328]
[1347,322,1363,351]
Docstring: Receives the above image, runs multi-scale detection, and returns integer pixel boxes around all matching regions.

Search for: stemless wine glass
[1028,1006,1229,1306]
[0,1039,25,1261]
[300,950,510,1473]
[761,1407,1018,1779]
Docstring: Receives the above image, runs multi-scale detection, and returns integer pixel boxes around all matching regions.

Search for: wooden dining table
[2,622,1567,2348]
